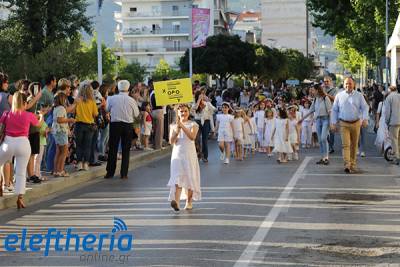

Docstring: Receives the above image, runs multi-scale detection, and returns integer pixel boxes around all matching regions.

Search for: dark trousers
[75,123,95,162]
[106,122,133,177]
[89,129,99,164]
[328,130,335,151]
[196,120,211,160]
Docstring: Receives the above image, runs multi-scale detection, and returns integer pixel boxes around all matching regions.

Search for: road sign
[154,78,193,106]
[286,79,300,86]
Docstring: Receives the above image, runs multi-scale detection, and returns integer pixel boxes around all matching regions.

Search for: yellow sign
[154,78,193,106]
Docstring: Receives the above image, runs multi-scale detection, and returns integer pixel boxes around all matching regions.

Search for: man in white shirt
[104,80,140,179]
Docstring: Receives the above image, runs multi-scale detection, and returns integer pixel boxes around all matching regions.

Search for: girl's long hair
[11,91,27,112]
[79,81,94,102]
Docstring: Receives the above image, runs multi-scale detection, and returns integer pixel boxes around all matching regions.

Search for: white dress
[168,121,201,201]
[263,118,275,147]
[273,119,293,153]
[288,119,298,145]
[243,119,253,147]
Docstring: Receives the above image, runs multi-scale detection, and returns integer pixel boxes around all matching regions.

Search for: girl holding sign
[168,104,201,212]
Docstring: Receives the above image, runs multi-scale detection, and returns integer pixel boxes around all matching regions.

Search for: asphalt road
[0,131,400,267]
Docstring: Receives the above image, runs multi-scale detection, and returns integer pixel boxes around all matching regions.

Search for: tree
[307,0,399,64]
[153,59,187,81]
[2,0,92,55]
[251,44,288,82]
[335,37,364,73]
[118,61,147,83]
[180,34,256,87]
[282,49,314,81]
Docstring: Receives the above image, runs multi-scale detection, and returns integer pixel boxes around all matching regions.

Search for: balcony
[114,11,189,22]
[121,27,190,37]
[120,46,188,54]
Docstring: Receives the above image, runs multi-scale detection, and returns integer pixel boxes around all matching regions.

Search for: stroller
[375,120,396,162]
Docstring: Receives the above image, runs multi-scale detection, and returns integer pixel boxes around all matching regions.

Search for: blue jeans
[316,116,330,158]
[98,124,109,156]
[45,134,56,172]
[75,123,95,163]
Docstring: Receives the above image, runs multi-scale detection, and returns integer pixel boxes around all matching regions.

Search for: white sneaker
[83,162,89,171]
[77,162,83,171]
[184,202,193,210]
[144,147,154,151]
[360,152,366,157]
[224,158,230,164]
[220,152,225,161]
[288,154,293,161]
[294,152,299,160]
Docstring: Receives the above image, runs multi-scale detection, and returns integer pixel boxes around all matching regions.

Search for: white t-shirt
[217,114,234,131]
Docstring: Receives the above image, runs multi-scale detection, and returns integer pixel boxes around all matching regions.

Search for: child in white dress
[243,110,253,158]
[288,106,300,160]
[255,101,266,152]
[300,101,313,148]
[272,108,293,163]
[232,109,245,161]
[263,109,275,157]
[168,104,201,212]
[216,102,234,164]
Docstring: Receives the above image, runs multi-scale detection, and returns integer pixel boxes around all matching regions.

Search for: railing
[122,28,190,35]
[119,11,188,18]
[122,47,188,53]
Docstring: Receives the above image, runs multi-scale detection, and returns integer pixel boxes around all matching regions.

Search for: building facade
[114,0,227,72]
[229,11,261,43]
[261,0,316,56]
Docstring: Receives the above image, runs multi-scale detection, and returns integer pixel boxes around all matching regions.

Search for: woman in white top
[168,104,201,212]
[192,91,216,163]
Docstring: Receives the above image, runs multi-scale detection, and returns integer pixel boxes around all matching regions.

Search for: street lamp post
[97,0,103,84]
[189,0,193,78]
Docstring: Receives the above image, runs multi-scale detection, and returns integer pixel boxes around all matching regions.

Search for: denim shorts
[54,132,68,146]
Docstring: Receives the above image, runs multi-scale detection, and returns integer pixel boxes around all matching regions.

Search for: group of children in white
[216,99,317,164]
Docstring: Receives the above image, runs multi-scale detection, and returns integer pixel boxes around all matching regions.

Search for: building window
[172,5,179,16]
[174,40,181,51]
[172,22,181,33]
[130,41,138,52]
[152,6,161,16]
[129,7,137,16]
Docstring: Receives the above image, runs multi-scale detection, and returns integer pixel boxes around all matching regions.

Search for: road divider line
[233,156,312,267]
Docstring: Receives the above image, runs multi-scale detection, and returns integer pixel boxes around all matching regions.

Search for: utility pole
[97,0,103,84]
[385,0,389,89]
[189,0,193,78]
[305,0,309,57]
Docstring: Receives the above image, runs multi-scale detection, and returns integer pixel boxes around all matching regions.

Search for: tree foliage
[3,0,92,55]
[335,37,364,73]
[153,59,187,82]
[252,44,288,82]
[118,61,147,83]
[282,49,315,81]
[308,0,399,64]
[180,34,256,85]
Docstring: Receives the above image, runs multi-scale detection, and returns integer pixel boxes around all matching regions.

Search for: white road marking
[307,173,398,177]
[233,156,312,267]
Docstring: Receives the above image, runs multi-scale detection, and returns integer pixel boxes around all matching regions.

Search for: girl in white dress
[288,106,300,160]
[255,101,266,152]
[168,104,201,212]
[263,109,275,157]
[232,109,245,161]
[216,103,234,164]
[272,108,293,163]
[242,111,253,158]
[300,101,313,148]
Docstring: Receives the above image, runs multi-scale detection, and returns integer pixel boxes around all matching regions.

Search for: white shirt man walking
[384,85,400,165]
[331,77,369,173]
[104,80,139,179]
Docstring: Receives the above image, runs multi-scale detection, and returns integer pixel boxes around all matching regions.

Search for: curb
[0,147,171,210]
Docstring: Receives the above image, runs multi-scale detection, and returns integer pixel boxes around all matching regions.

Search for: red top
[145,112,152,122]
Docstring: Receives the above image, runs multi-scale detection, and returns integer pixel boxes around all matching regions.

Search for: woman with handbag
[74,81,98,171]
[0,92,42,209]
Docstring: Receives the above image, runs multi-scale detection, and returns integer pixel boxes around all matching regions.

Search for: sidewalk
[0,147,171,210]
